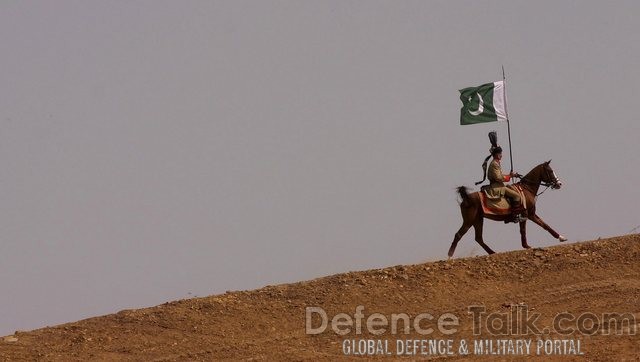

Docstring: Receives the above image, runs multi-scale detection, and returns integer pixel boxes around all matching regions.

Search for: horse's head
[542,160,562,189]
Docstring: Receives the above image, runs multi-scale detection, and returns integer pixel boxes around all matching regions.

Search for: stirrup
[512,214,526,223]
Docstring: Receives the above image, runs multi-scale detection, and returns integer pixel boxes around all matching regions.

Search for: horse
[448,160,566,257]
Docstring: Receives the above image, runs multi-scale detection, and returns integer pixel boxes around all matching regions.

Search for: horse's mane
[521,163,545,181]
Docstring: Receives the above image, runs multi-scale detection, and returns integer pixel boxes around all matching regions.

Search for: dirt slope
[1,234,639,361]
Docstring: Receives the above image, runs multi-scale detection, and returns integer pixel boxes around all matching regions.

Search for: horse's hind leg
[448,222,472,258]
[473,218,495,255]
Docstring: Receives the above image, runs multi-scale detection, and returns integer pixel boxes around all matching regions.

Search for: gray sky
[1,1,638,335]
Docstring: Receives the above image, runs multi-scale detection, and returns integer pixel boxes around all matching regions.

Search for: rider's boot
[510,201,526,223]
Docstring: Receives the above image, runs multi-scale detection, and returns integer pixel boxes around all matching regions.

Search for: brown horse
[448,160,566,257]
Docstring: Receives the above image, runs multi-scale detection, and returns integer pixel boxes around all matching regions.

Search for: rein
[519,165,558,198]
[519,178,551,198]
[535,185,551,198]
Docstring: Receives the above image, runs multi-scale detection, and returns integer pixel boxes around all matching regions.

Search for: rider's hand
[512,172,522,178]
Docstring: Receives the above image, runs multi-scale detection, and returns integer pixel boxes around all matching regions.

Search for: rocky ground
[1,234,639,361]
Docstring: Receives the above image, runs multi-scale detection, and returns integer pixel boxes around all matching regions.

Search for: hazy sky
[1,1,638,335]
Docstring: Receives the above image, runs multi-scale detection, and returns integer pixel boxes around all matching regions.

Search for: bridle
[520,163,562,197]
[541,164,561,189]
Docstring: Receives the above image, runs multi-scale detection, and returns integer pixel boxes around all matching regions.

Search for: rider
[488,146,525,223]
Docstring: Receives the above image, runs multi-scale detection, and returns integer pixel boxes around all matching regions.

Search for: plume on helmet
[475,131,499,185]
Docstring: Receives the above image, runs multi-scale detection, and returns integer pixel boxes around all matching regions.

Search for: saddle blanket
[479,185,527,216]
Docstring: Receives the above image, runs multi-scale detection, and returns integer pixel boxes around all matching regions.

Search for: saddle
[479,185,527,216]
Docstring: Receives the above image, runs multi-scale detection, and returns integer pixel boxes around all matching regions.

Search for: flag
[459,81,507,125]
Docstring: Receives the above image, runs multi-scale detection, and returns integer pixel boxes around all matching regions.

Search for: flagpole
[502,65,514,175]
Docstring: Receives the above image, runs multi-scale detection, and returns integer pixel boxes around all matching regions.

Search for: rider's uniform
[487,159,521,203]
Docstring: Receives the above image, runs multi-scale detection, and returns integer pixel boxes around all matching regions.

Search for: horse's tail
[457,186,471,207]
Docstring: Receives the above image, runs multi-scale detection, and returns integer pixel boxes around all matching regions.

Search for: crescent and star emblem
[468,93,484,116]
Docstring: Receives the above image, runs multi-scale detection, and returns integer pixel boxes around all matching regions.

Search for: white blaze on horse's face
[551,170,562,189]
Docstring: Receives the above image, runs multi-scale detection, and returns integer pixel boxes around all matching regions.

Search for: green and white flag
[459,81,507,125]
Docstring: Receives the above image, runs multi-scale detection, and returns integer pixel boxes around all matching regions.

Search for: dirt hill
[1,234,639,361]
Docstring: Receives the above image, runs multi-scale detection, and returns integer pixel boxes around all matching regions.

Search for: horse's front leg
[530,213,567,242]
[519,220,531,249]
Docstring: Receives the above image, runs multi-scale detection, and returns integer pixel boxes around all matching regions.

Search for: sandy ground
[1,234,639,361]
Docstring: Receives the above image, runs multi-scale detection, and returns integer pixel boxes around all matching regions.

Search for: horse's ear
[546,159,552,164]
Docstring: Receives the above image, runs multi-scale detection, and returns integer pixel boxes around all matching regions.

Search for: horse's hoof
[522,244,531,249]
[558,235,567,242]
